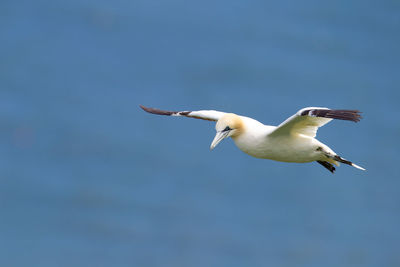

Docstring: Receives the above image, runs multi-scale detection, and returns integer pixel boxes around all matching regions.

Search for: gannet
[140,105,365,173]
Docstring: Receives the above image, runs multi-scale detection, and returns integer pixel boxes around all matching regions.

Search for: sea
[1,0,399,266]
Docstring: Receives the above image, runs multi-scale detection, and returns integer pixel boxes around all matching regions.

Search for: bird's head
[210,113,243,150]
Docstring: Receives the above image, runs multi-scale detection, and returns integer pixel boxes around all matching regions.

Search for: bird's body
[233,119,315,162]
[213,114,338,164]
[140,105,365,173]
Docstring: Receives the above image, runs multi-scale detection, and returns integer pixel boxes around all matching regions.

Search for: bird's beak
[210,131,230,150]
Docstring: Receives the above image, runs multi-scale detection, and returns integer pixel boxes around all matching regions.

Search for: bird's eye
[223,126,232,132]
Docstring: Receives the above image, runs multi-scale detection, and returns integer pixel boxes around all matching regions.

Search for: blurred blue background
[1,0,399,266]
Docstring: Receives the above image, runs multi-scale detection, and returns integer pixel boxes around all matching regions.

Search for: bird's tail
[332,155,366,171]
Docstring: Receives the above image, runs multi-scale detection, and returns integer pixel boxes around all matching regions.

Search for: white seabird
[140,105,365,173]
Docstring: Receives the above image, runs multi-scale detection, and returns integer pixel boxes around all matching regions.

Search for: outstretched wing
[269,107,362,138]
[140,105,225,121]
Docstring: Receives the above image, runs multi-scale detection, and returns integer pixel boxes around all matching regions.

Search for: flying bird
[140,105,365,173]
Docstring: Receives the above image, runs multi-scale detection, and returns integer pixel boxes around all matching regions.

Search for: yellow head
[210,113,244,150]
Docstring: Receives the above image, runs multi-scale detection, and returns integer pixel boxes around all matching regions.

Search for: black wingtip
[139,105,177,116]
[139,104,153,113]
[301,109,362,122]
[328,110,362,122]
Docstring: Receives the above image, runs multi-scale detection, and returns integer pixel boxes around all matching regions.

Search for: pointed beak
[210,131,230,150]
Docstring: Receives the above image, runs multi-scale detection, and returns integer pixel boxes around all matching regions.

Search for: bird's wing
[269,107,362,138]
[140,105,225,121]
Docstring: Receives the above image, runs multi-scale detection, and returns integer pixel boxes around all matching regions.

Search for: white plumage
[140,105,365,173]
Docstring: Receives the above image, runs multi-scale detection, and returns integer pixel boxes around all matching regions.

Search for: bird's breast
[232,128,274,158]
[232,132,320,163]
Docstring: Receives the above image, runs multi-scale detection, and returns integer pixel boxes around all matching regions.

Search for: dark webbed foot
[317,161,336,173]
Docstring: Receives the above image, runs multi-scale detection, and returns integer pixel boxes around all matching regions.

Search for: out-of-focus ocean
[1,0,399,266]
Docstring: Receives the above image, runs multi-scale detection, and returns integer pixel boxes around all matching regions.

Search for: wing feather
[140,105,225,121]
[269,107,362,138]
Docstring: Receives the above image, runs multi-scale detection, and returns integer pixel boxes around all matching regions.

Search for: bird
[140,105,365,173]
